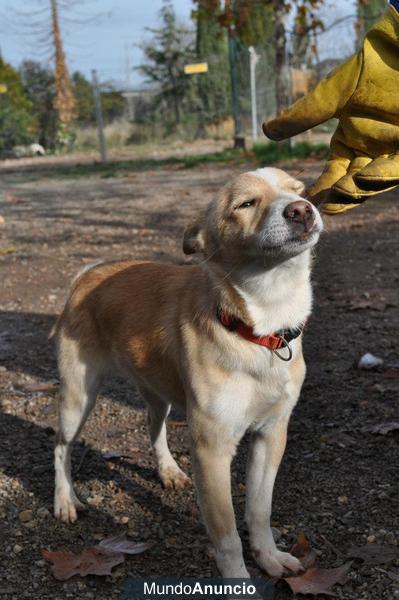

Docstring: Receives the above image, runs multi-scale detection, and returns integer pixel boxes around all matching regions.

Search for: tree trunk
[51,0,75,126]
[273,0,290,115]
[357,0,387,47]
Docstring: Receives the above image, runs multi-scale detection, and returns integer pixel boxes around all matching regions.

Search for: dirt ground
[0,156,398,599]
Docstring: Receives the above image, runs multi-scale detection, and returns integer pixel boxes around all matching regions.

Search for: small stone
[367,535,376,543]
[338,495,349,505]
[19,510,33,523]
[35,560,45,567]
[385,532,396,544]
[13,544,23,554]
[272,527,282,542]
[87,495,103,507]
[37,507,50,519]
[120,516,129,525]
[22,521,36,529]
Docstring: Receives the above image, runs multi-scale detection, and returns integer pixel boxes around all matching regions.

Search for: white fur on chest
[209,349,300,439]
[233,251,312,336]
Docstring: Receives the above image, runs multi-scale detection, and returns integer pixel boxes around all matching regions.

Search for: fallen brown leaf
[383,367,399,379]
[98,533,153,555]
[284,563,352,596]
[0,245,17,256]
[42,534,152,580]
[348,299,387,312]
[362,422,399,435]
[168,419,186,428]
[42,547,124,580]
[290,532,317,570]
[102,450,138,460]
[347,544,399,566]
[17,380,57,393]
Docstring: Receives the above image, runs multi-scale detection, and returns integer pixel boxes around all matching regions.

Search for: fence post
[249,47,259,143]
[228,34,245,149]
[91,69,107,163]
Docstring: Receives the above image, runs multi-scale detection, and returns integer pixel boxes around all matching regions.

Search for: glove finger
[306,137,354,206]
[332,156,373,199]
[322,155,373,215]
[263,53,361,141]
[356,153,399,191]
[306,157,350,206]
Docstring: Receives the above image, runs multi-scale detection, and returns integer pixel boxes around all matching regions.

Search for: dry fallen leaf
[362,422,399,435]
[284,563,352,596]
[168,419,186,428]
[290,532,317,570]
[42,534,152,580]
[98,533,153,555]
[347,544,399,566]
[17,380,57,393]
[0,245,17,256]
[102,450,138,460]
[42,547,124,580]
[383,367,399,379]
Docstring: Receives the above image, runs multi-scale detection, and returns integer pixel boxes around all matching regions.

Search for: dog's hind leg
[54,338,102,523]
[140,388,191,490]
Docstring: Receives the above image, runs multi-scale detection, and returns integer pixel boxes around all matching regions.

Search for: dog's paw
[54,492,85,523]
[160,465,191,490]
[254,548,303,578]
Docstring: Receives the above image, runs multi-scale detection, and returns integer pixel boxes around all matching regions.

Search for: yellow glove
[263,5,399,215]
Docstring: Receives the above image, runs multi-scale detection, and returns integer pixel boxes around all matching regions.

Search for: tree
[72,71,95,125]
[193,0,324,133]
[356,0,387,47]
[50,0,75,126]
[138,1,196,130]
[72,71,125,126]
[19,61,58,150]
[0,55,35,155]
[195,1,231,132]
[101,87,125,124]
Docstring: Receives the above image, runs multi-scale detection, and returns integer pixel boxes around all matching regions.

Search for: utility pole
[249,46,259,143]
[91,69,107,163]
[125,42,132,90]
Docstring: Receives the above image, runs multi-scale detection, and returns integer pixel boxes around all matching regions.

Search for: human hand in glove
[263,2,399,215]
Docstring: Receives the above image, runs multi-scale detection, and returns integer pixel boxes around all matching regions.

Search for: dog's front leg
[191,419,249,578]
[245,421,303,578]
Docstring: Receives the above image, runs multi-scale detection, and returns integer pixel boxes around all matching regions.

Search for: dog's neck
[215,250,313,336]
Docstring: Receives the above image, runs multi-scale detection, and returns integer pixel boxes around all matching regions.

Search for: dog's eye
[236,199,256,210]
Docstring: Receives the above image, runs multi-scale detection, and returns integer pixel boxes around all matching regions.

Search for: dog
[53,167,323,578]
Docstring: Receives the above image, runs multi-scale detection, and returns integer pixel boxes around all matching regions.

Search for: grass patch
[253,141,329,163]
[1,141,329,184]
[56,149,245,178]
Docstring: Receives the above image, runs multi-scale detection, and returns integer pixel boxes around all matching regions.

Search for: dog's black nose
[284,201,314,229]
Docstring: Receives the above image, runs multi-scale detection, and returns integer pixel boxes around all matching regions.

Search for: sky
[0,0,359,88]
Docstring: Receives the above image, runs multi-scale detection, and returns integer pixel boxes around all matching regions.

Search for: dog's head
[183,167,323,268]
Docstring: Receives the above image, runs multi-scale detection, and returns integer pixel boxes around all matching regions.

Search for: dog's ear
[183,221,205,255]
[284,176,305,195]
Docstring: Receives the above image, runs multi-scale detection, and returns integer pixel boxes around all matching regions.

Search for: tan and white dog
[53,167,323,579]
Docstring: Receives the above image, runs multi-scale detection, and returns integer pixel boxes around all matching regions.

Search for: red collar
[217,307,305,360]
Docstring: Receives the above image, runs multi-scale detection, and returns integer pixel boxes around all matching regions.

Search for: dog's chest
[209,351,298,438]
